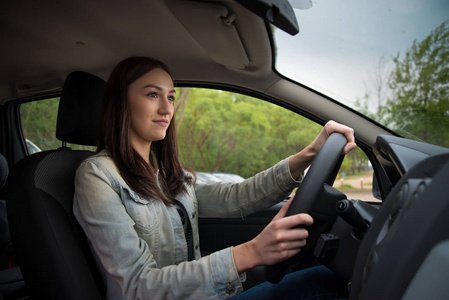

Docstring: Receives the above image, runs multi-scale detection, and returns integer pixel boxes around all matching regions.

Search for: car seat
[0,153,11,268]
[5,71,106,300]
[0,153,27,300]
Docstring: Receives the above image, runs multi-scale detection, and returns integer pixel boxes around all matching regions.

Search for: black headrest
[0,154,8,189]
[56,71,106,147]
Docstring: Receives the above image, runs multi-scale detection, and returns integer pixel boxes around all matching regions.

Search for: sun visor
[167,1,250,70]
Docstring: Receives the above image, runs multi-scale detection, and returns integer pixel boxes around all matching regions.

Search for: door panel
[199,201,285,288]
[199,201,284,252]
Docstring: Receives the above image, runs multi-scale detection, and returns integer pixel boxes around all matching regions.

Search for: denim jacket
[73,150,301,300]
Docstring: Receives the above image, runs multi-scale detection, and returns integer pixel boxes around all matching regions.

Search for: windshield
[275,0,449,148]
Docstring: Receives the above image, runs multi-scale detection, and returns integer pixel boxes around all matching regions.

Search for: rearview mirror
[235,0,299,35]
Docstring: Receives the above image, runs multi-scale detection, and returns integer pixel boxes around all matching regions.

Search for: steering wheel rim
[265,132,348,283]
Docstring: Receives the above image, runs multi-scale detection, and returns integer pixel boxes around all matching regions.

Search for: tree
[356,54,391,123]
[21,98,60,150]
[177,88,322,178]
[177,89,271,176]
[355,21,449,147]
[174,88,190,131]
[385,21,449,147]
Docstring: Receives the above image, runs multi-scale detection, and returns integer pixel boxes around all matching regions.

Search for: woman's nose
[159,96,174,114]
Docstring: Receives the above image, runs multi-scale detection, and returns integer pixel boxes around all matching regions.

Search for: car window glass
[176,88,377,202]
[20,98,95,153]
[275,1,449,148]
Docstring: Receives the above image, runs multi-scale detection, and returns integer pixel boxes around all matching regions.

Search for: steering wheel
[265,132,348,283]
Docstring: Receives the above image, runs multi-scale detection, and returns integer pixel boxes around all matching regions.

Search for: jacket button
[226,283,235,294]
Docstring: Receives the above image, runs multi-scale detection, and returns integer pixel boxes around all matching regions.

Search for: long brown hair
[98,57,192,205]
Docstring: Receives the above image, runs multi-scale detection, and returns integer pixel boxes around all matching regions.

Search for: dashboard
[327,135,449,299]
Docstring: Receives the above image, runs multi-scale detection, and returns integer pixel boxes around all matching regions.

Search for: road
[333,174,379,202]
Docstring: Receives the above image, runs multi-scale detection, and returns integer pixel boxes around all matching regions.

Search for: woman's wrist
[232,241,259,274]
[288,146,317,179]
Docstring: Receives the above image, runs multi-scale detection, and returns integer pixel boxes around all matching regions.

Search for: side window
[176,88,376,201]
[20,97,95,153]
[339,147,377,202]
[19,90,376,201]
[20,97,60,152]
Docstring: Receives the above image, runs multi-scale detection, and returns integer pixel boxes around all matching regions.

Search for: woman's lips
[154,119,169,126]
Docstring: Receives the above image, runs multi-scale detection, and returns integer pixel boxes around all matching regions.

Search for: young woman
[73,57,356,300]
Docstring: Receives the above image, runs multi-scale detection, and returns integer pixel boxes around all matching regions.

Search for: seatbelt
[175,201,194,261]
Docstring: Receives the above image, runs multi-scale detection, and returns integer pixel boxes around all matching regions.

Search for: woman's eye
[147,92,158,98]
[168,96,176,102]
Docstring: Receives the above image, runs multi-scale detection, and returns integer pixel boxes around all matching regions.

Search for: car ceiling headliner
[0,0,279,104]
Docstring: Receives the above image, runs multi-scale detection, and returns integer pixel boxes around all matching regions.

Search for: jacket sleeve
[73,159,244,300]
[195,157,302,218]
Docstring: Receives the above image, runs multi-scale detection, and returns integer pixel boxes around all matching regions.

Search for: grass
[340,170,372,180]
[334,184,355,190]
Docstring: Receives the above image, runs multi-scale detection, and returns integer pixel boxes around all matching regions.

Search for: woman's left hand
[289,121,356,179]
[309,121,357,154]
[308,120,356,155]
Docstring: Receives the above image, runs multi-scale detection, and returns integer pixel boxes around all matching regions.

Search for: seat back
[6,71,106,300]
[0,153,11,265]
[0,153,28,300]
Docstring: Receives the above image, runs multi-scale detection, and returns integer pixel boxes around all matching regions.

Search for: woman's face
[127,68,175,155]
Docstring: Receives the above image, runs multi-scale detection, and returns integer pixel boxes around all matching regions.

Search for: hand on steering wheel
[265,132,349,283]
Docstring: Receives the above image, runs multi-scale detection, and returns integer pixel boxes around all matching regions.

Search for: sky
[274,0,449,110]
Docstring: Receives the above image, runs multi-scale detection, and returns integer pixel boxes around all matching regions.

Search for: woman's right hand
[232,195,313,273]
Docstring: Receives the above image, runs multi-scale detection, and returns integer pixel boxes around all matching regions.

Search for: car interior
[1,0,449,299]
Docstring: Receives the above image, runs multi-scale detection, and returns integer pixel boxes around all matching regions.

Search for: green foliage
[356,20,449,147]
[340,156,354,174]
[20,89,365,178]
[386,21,449,147]
[346,147,369,175]
[21,98,60,150]
[21,98,97,152]
[177,88,322,177]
